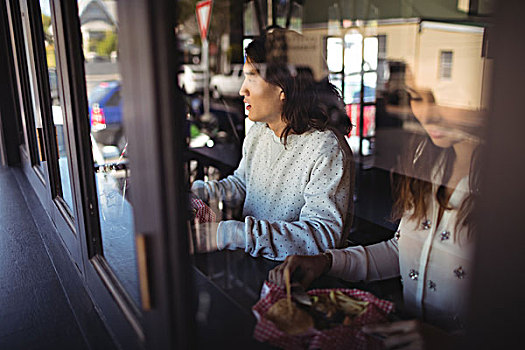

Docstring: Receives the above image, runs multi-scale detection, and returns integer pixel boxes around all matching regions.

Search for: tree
[96,31,118,57]
[176,0,231,70]
[41,14,54,45]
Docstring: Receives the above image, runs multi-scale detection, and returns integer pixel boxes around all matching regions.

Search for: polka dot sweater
[192,122,354,261]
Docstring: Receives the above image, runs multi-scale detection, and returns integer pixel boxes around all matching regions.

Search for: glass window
[20,1,46,168]
[439,50,453,79]
[344,32,363,74]
[77,0,140,307]
[175,0,491,345]
[39,0,75,211]
[327,37,343,72]
[6,1,29,150]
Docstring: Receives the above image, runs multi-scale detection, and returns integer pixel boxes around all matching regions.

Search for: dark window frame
[30,0,76,222]
[8,0,43,174]
[6,0,198,348]
[51,0,146,347]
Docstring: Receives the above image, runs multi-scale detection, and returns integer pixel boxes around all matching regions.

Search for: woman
[191,31,354,261]
[269,87,483,348]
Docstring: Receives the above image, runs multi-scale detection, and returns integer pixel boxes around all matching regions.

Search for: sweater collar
[266,124,314,148]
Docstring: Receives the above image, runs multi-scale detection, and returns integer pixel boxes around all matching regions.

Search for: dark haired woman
[191,32,354,261]
[269,87,483,348]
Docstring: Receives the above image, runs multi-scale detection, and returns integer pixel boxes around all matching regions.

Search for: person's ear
[280,90,285,101]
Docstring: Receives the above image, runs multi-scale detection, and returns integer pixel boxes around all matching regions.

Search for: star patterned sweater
[192,122,354,260]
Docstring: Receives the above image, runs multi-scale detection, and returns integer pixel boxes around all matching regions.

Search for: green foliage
[96,31,118,57]
[41,14,54,45]
[46,46,56,68]
[190,123,201,139]
[41,14,51,31]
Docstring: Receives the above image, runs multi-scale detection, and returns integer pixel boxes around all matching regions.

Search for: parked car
[209,64,244,98]
[178,64,206,95]
[88,79,243,152]
[85,51,104,62]
[88,81,125,149]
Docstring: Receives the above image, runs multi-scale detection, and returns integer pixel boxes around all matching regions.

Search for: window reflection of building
[234,2,491,162]
[315,19,490,163]
[78,0,118,60]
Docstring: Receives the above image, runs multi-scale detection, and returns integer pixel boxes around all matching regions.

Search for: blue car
[88,81,124,149]
[88,81,245,151]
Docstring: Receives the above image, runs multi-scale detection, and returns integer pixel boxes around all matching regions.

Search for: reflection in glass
[40,0,74,210]
[77,0,140,306]
[176,0,491,343]
[326,37,343,72]
[243,0,264,36]
[363,37,378,71]
[20,2,45,166]
[363,72,377,102]
[344,32,362,74]
[343,74,362,104]
[328,74,342,94]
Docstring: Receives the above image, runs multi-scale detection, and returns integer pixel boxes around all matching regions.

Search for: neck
[452,140,478,178]
[267,119,287,138]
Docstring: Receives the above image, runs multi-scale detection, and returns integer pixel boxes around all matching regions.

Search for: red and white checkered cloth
[252,281,395,350]
[191,197,216,223]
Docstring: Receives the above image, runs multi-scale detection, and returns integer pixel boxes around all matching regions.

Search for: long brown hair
[391,132,481,239]
[244,31,351,144]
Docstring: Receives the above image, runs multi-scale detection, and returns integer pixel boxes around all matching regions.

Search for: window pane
[439,50,453,79]
[40,0,74,211]
[176,0,491,343]
[364,36,378,71]
[343,74,361,104]
[344,32,363,74]
[327,37,343,72]
[20,3,45,166]
[363,71,377,102]
[328,73,342,93]
[78,0,140,306]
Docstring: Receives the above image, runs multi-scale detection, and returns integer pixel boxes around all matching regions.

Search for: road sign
[196,0,213,41]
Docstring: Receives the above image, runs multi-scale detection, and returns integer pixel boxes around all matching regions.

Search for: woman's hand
[362,320,457,350]
[268,254,331,289]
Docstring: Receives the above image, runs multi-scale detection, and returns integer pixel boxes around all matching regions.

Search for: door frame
[118,0,196,348]
[5,0,197,348]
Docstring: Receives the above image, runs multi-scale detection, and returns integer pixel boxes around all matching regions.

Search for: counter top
[191,249,404,349]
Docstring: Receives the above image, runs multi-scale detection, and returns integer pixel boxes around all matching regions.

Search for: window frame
[51,0,147,347]
[10,0,45,178]
[31,0,77,222]
[48,0,196,348]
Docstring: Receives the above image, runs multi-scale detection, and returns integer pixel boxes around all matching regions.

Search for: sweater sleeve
[217,144,352,261]
[191,156,247,209]
[326,238,400,281]
[191,126,252,208]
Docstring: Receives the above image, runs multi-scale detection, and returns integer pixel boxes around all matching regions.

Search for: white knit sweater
[192,122,354,260]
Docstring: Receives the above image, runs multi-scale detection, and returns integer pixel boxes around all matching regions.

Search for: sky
[40,0,51,16]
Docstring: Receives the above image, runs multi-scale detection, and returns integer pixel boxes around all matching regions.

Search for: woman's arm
[190,124,268,209]
[191,156,247,208]
[268,238,400,288]
[216,145,352,260]
[327,238,400,282]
